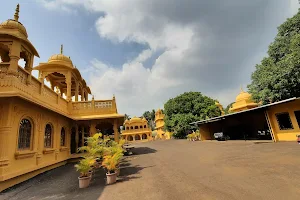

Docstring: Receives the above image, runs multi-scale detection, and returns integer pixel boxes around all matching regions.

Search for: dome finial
[14,4,20,21]
[60,44,63,54]
[240,85,244,92]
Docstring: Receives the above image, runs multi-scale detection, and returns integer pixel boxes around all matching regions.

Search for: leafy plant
[75,157,95,177]
[102,151,123,174]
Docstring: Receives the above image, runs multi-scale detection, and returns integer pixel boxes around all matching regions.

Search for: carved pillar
[81,87,84,101]
[75,82,79,102]
[66,71,72,101]
[113,119,119,142]
[8,40,21,75]
[25,55,33,84]
[90,121,97,136]
[85,90,88,101]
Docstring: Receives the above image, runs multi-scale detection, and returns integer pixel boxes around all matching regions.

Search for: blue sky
[1,1,147,75]
[0,0,299,116]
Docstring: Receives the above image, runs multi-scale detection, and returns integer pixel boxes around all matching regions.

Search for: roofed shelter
[191,97,300,142]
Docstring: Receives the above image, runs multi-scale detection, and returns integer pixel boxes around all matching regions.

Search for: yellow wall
[267,100,300,142]
[0,97,72,191]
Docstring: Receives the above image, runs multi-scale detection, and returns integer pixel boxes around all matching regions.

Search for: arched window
[135,126,139,129]
[140,126,143,129]
[61,127,66,146]
[131,126,133,129]
[144,125,147,128]
[126,127,129,130]
[44,124,53,148]
[18,119,32,150]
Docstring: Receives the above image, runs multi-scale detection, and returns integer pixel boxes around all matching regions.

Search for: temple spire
[14,4,20,21]
[60,44,63,54]
[240,85,244,92]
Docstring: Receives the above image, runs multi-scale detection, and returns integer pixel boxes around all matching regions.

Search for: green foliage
[224,102,234,114]
[248,11,300,103]
[74,157,95,177]
[164,92,221,138]
[142,109,156,130]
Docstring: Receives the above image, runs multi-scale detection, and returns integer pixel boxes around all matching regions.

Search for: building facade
[121,117,152,142]
[0,5,124,191]
[191,89,300,142]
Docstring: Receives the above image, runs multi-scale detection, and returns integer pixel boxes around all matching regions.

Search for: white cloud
[38,0,294,116]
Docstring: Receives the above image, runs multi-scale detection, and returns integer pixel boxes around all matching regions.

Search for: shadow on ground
[0,146,156,200]
[131,147,157,155]
[0,163,107,200]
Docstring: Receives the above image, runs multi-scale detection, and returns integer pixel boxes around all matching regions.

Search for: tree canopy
[248,10,300,104]
[142,109,156,130]
[164,92,221,138]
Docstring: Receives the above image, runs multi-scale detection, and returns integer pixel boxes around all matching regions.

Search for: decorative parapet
[0,65,119,119]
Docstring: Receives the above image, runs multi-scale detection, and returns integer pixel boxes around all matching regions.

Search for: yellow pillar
[113,119,119,142]
[90,121,97,136]
[0,127,10,171]
[75,82,79,101]
[81,87,84,101]
[66,71,72,101]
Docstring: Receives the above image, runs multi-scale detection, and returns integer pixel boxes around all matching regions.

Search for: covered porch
[70,116,124,154]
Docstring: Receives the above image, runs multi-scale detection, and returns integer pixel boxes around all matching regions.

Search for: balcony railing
[0,64,117,118]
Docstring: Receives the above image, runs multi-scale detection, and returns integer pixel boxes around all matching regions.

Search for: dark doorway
[71,127,76,154]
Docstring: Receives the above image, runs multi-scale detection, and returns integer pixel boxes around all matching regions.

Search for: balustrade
[0,66,118,117]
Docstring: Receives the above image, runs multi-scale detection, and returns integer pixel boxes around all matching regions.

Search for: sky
[0,0,299,117]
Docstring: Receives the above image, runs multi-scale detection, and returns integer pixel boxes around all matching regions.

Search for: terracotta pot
[78,175,91,188]
[106,172,117,184]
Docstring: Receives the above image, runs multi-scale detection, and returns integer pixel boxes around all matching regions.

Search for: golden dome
[236,90,251,102]
[0,4,27,38]
[0,19,28,38]
[215,101,221,106]
[142,117,147,122]
[156,109,162,114]
[48,45,73,67]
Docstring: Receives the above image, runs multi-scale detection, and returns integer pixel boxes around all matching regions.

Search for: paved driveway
[99,140,300,200]
[1,140,300,200]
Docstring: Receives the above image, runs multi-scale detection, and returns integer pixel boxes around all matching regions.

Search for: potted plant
[102,150,123,184]
[75,157,95,188]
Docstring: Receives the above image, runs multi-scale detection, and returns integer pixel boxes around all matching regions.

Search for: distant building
[121,117,152,142]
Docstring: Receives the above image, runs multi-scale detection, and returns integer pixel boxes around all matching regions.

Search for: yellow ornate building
[229,88,259,113]
[121,117,152,142]
[0,5,124,191]
[155,109,172,139]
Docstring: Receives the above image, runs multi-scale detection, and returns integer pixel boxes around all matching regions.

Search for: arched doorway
[142,134,147,140]
[127,135,133,141]
[135,134,141,141]
[70,127,76,154]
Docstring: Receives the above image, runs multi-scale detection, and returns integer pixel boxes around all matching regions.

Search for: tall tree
[164,92,221,138]
[248,10,300,104]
